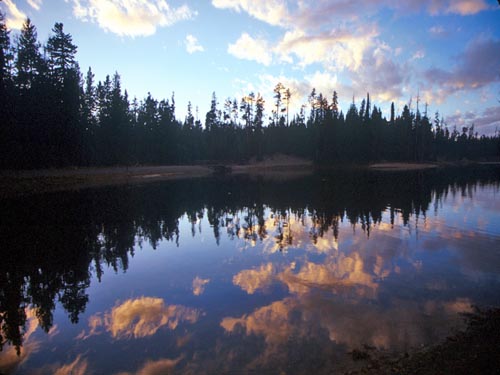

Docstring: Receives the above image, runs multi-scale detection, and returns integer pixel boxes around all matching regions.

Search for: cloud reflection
[233,263,275,294]
[82,297,199,340]
[278,255,378,297]
[115,356,182,375]
[54,355,88,375]
[221,295,473,353]
[192,276,210,296]
[0,308,41,374]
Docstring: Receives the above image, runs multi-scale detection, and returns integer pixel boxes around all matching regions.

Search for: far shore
[1,158,499,198]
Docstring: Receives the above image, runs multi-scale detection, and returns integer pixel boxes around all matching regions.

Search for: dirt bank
[0,165,213,198]
[345,307,500,375]
[0,155,314,197]
[2,158,497,198]
[369,162,438,170]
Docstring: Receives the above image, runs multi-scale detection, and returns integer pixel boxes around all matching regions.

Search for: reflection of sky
[4,183,500,374]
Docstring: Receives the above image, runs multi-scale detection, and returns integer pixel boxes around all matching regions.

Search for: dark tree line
[1,16,499,169]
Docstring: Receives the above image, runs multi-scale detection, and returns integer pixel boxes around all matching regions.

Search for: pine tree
[45,23,77,84]
[0,12,12,85]
[390,102,395,125]
[205,92,218,132]
[331,91,339,119]
[0,12,14,168]
[15,19,44,90]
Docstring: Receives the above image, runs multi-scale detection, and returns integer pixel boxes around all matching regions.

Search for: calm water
[1,167,500,374]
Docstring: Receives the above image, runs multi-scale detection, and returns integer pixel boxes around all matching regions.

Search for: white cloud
[185,34,204,54]
[253,71,340,116]
[217,0,494,119]
[116,357,182,375]
[68,0,196,37]
[213,0,492,33]
[429,25,445,35]
[445,0,489,15]
[276,25,379,72]
[1,0,27,30]
[257,43,408,110]
[445,106,500,135]
[412,49,425,60]
[27,0,43,11]
[212,0,289,27]
[192,276,210,295]
[424,38,500,94]
[81,297,199,340]
[228,33,272,65]
[349,44,408,102]
[53,355,88,375]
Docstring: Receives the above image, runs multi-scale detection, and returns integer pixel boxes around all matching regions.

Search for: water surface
[1,167,500,374]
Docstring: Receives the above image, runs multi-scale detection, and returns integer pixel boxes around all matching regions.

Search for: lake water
[1,167,500,374]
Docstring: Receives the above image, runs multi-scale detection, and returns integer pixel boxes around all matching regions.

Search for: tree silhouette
[0,17,498,169]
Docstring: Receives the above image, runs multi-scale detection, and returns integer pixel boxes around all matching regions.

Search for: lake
[1,166,500,374]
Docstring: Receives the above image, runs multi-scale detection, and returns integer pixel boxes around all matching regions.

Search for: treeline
[0,16,499,169]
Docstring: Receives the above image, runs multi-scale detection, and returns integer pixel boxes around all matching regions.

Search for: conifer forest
[1,15,499,170]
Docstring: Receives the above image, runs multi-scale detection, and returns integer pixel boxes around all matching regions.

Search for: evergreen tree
[331,91,339,119]
[0,12,12,85]
[1,16,499,168]
[205,92,218,132]
[45,23,77,83]
[390,102,395,125]
[0,12,13,168]
[15,18,43,90]
[273,82,284,125]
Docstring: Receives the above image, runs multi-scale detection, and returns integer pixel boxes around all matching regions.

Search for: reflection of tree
[0,166,498,354]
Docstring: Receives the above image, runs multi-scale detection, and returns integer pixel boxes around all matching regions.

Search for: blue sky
[1,0,500,133]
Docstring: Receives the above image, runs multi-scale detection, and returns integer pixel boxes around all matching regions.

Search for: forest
[1,15,499,169]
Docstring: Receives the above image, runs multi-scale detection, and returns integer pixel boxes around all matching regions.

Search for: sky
[1,0,500,134]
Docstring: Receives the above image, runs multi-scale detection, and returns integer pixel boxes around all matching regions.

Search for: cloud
[54,355,88,375]
[214,0,491,34]
[81,297,199,339]
[27,0,43,11]
[0,309,41,374]
[429,25,447,36]
[185,34,204,54]
[349,44,408,102]
[221,299,295,344]
[257,47,406,111]
[276,25,379,71]
[192,276,210,295]
[212,0,289,27]
[221,294,473,361]
[278,256,379,297]
[1,0,27,30]
[445,0,489,15]
[233,263,275,294]
[115,357,182,375]
[228,33,273,65]
[424,38,500,95]
[68,0,196,37]
[412,49,425,60]
[445,106,500,135]
[402,0,490,16]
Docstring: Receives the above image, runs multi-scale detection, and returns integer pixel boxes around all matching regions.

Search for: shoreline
[1,160,499,198]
